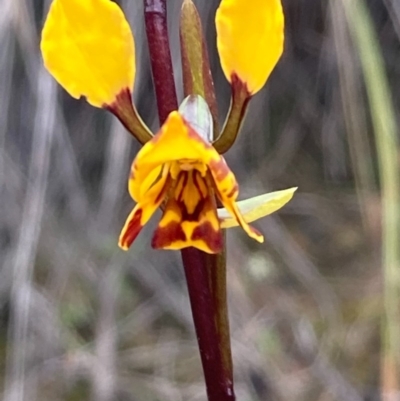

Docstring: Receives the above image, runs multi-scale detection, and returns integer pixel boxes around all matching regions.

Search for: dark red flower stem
[144,3,235,400]
[144,0,178,123]
[182,250,235,401]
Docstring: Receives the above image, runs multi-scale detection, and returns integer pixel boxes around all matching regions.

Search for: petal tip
[118,208,144,251]
[118,241,129,251]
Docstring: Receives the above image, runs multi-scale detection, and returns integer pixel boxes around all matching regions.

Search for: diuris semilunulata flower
[40,0,295,254]
[118,111,263,254]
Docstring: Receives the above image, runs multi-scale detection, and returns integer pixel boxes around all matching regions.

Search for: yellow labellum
[218,187,297,228]
[216,0,284,94]
[41,0,135,107]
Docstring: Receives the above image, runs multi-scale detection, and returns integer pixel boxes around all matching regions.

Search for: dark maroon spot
[178,198,207,222]
[191,222,223,253]
[152,221,187,249]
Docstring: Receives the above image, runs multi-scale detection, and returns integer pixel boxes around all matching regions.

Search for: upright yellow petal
[215,0,284,94]
[41,0,135,107]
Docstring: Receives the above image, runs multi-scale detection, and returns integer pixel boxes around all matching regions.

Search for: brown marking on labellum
[179,198,206,222]
[176,171,189,202]
[191,221,223,254]
[178,171,212,222]
[152,221,186,249]
[193,169,208,198]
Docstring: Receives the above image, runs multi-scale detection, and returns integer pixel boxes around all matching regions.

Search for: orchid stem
[144,0,178,124]
[143,2,235,400]
[182,249,235,401]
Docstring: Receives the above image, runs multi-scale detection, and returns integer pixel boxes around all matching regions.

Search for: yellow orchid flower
[40,0,293,254]
[119,111,264,254]
[118,95,295,253]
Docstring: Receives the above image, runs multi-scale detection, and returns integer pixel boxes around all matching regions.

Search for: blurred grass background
[1,0,399,400]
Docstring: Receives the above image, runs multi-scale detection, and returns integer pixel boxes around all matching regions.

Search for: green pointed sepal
[218,187,297,228]
[180,0,219,137]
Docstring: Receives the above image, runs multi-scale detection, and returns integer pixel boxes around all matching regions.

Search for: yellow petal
[119,168,170,250]
[138,111,215,164]
[128,163,164,202]
[41,0,135,107]
[118,205,145,251]
[216,0,284,94]
[218,187,297,228]
[128,111,221,199]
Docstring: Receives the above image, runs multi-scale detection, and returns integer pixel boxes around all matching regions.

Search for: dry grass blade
[343,0,400,398]
[330,0,376,231]
[4,69,57,401]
